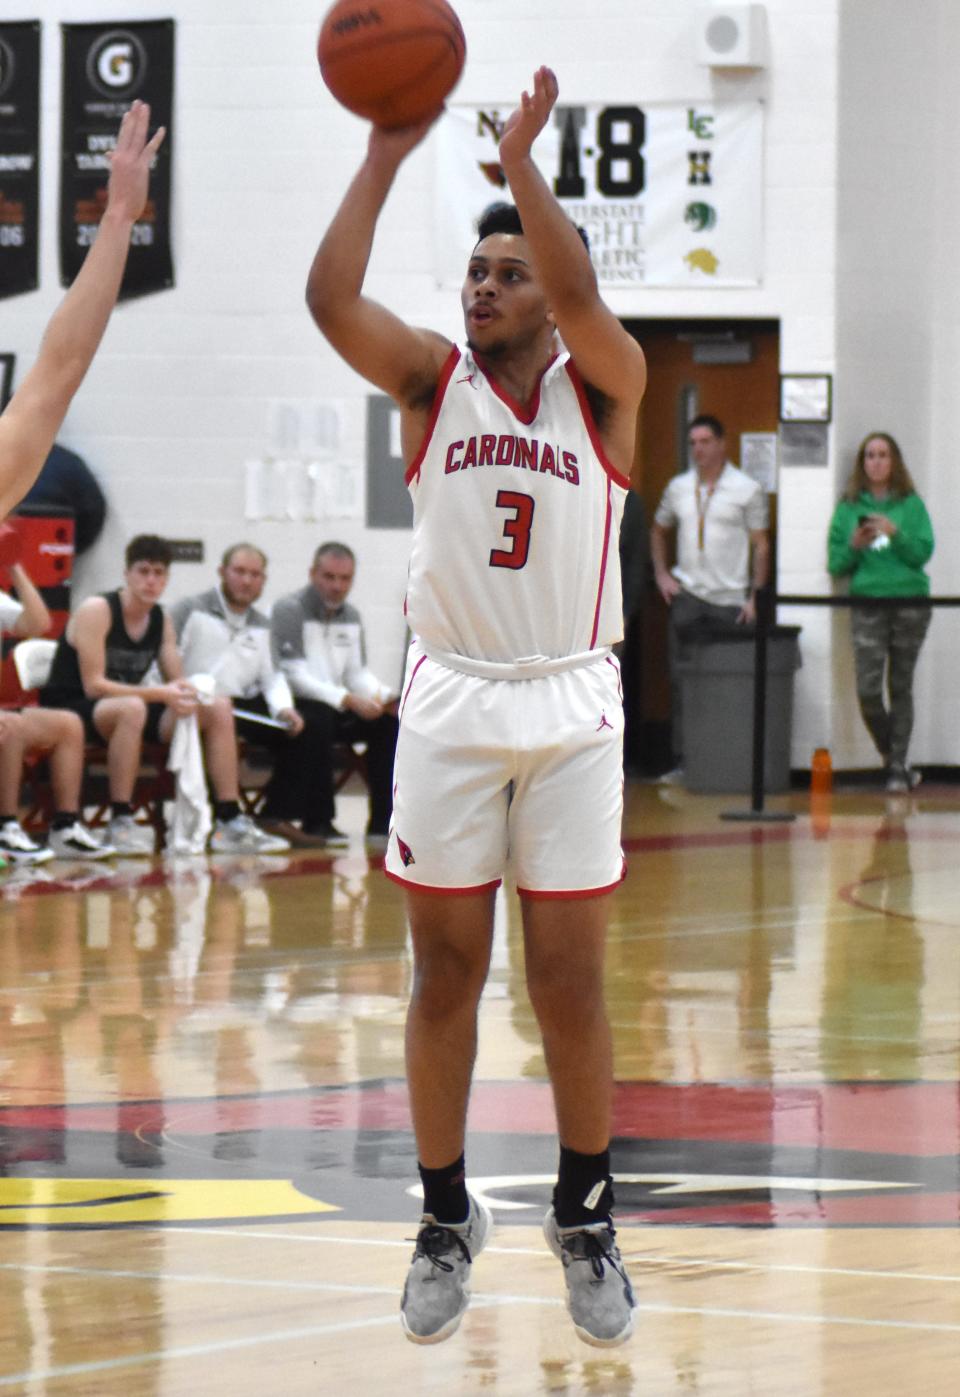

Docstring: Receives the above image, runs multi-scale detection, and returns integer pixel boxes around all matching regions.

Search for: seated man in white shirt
[172,542,337,848]
[650,415,770,781]
[270,542,398,846]
[0,535,113,862]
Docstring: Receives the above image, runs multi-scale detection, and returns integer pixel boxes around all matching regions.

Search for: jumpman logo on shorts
[596,711,613,732]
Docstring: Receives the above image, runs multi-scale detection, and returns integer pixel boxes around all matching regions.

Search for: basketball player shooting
[307,66,646,1348]
[0,101,164,522]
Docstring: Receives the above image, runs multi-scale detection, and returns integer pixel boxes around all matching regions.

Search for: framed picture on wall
[779,373,832,423]
[0,355,14,413]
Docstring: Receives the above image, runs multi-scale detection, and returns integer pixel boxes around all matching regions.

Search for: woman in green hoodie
[828,432,934,793]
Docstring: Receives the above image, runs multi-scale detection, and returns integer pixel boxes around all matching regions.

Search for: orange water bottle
[810,748,832,838]
[811,747,833,795]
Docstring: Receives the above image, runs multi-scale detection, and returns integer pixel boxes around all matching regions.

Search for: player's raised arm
[0,101,165,522]
[498,68,646,413]
[306,119,452,406]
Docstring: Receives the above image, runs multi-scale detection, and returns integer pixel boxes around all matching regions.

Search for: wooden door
[622,318,781,769]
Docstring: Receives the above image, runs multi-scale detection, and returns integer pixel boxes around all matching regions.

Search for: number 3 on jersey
[490,490,535,570]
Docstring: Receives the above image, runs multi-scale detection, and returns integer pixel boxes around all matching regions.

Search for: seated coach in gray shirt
[270,540,398,846]
[171,542,342,848]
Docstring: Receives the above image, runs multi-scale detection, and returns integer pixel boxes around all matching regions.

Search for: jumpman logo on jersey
[456,371,478,389]
[596,711,613,732]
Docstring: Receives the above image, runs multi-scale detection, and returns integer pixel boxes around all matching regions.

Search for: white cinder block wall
[6,0,958,765]
[833,0,960,767]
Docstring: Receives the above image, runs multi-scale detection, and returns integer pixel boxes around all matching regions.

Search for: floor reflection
[0,786,959,1391]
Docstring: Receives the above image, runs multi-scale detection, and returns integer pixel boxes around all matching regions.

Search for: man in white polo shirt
[651,415,770,781]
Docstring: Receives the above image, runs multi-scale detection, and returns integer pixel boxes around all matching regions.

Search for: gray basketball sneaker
[544,1207,637,1347]
[209,814,291,854]
[105,814,156,856]
[400,1194,492,1344]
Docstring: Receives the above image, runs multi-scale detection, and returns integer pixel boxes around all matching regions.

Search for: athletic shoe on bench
[49,820,117,861]
[0,819,54,864]
[105,814,156,856]
[302,822,349,849]
[400,1194,492,1344]
[209,814,291,854]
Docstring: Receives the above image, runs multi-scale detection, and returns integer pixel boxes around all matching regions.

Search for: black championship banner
[60,20,174,297]
[0,22,41,299]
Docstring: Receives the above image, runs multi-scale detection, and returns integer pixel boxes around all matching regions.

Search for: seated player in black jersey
[40,534,289,857]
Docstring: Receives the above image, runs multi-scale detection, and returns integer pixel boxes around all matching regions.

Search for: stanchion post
[721,586,796,824]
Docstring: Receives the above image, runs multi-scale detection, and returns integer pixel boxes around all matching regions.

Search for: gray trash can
[677,626,802,794]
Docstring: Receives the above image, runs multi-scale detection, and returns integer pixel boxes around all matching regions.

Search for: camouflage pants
[849,604,932,766]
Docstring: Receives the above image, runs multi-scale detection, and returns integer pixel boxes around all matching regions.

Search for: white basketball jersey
[404,346,630,665]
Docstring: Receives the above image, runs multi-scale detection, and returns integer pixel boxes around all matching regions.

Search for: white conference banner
[434,101,763,290]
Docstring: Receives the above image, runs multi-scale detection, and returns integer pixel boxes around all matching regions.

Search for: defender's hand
[106,100,166,225]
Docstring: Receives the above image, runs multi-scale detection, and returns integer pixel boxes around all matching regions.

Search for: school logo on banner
[434,101,763,290]
[60,19,174,298]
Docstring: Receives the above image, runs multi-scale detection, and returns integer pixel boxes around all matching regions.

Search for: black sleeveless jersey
[44,590,164,699]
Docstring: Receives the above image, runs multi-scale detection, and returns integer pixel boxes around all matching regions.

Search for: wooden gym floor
[1,776,959,1394]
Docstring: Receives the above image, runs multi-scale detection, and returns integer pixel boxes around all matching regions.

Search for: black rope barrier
[719,591,960,824]
[778,594,960,608]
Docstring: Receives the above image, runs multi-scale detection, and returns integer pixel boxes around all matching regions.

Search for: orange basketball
[317,0,466,129]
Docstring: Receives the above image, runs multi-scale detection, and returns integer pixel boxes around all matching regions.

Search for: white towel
[167,712,212,855]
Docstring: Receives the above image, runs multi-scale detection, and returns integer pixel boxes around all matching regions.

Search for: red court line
[6,814,959,900]
[3,1081,956,1155]
[837,870,960,929]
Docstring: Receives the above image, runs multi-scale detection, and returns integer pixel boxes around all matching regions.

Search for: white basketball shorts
[384,643,626,898]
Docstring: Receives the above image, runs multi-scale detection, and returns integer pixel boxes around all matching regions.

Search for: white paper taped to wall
[245,457,362,521]
[247,399,363,520]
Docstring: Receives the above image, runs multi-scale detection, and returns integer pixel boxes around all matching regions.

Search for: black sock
[215,800,240,823]
[419,1154,469,1225]
[0,814,17,825]
[553,1144,614,1228]
[52,812,79,830]
[111,801,132,819]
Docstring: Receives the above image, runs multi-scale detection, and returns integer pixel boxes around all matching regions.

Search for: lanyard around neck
[695,477,718,550]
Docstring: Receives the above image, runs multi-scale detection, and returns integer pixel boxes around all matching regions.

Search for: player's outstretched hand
[106,99,166,224]
[499,66,559,165]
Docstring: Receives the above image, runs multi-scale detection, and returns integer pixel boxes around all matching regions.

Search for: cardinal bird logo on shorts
[397,836,416,867]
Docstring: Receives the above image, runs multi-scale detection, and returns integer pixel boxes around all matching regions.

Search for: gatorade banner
[435,101,763,289]
[60,19,174,298]
[0,21,41,300]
